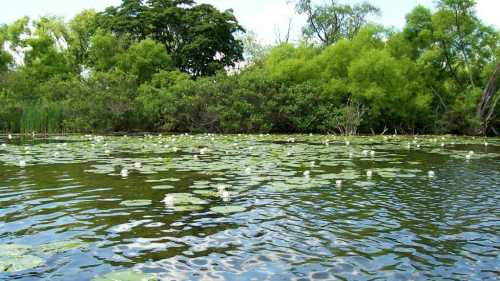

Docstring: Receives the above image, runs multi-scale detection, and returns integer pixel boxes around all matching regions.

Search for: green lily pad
[353,181,376,187]
[151,185,174,190]
[120,200,152,207]
[38,240,88,254]
[92,269,157,281]
[192,190,219,197]
[0,244,31,256]
[0,254,43,273]
[210,205,246,214]
[173,205,204,212]
[168,193,207,205]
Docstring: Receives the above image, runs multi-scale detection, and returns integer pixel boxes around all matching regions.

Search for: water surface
[0,135,499,280]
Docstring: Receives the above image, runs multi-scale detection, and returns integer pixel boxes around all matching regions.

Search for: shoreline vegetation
[0,0,498,136]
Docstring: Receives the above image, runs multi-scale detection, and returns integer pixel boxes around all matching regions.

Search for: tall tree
[68,10,99,71]
[98,0,244,76]
[0,24,13,72]
[296,0,380,45]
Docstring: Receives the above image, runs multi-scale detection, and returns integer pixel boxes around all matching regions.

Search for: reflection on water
[0,135,499,280]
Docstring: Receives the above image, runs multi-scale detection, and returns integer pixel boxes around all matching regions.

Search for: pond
[0,134,499,280]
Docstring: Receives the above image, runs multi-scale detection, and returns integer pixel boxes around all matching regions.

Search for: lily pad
[192,190,219,197]
[0,244,31,256]
[92,269,157,281]
[120,200,152,207]
[38,240,88,254]
[0,254,43,273]
[168,193,207,205]
[173,205,204,212]
[151,185,174,190]
[0,244,41,273]
[210,205,246,214]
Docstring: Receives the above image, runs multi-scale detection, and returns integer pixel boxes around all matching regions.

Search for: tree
[22,17,75,80]
[400,0,499,133]
[87,30,127,72]
[117,39,174,84]
[0,24,13,72]
[98,0,245,76]
[296,0,380,45]
[240,31,269,66]
[68,10,99,70]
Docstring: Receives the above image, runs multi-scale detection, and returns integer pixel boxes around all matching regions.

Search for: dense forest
[0,0,498,135]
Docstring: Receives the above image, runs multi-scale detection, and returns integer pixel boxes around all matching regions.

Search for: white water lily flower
[217,184,226,193]
[303,171,310,178]
[163,195,174,207]
[221,191,230,202]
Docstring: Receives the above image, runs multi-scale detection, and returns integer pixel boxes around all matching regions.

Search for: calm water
[0,135,499,280]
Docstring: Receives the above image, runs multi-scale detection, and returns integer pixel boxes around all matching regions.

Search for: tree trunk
[476,64,500,135]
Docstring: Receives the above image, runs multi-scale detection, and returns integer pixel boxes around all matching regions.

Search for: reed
[20,103,65,134]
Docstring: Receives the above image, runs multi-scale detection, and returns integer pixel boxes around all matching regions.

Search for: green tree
[68,10,99,70]
[0,24,13,72]
[296,0,380,45]
[117,39,174,84]
[98,0,245,76]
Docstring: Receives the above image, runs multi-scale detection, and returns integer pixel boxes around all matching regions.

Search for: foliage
[295,0,380,45]
[0,0,498,135]
[97,0,244,76]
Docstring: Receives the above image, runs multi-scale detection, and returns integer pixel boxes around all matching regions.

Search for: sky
[1,0,499,45]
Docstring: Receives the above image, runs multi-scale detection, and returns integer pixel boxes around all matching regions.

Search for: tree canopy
[0,0,498,135]
[97,0,244,76]
[296,0,380,45]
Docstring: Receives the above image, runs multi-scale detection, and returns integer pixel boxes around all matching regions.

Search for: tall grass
[20,103,65,134]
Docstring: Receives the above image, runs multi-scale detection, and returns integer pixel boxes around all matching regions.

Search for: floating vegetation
[0,244,31,256]
[37,240,88,254]
[166,193,207,205]
[92,269,157,281]
[210,205,246,214]
[120,200,153,207]
[151,185,174,190]
[192,190,219,197]
[0,244,43,273]
[0,254,44,273]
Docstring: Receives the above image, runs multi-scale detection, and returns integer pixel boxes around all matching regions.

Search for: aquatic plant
[121,168,129,177]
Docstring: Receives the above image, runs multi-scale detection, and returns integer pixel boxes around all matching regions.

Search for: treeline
[0,0,498,135]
